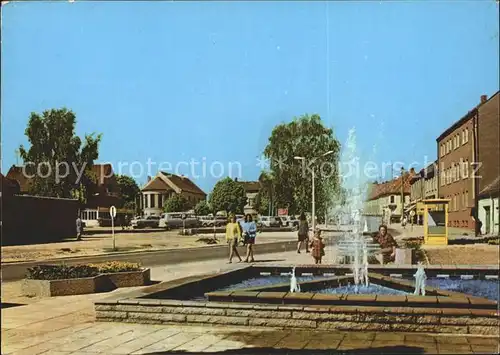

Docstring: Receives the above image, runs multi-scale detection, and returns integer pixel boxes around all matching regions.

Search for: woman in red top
[309,230,325,264]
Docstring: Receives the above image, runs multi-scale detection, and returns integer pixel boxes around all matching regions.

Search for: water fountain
[290,267,300,293]
[414,262,427,296]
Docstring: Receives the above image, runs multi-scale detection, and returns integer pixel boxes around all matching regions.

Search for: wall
[142,191,206,216]
[477,93,500,194]
[478,197,499,235]
[1,194,80,245]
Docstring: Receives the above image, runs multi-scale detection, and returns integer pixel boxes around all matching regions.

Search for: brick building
[407,162,438,225]
[436,93,498,230]
[476,92,499,235]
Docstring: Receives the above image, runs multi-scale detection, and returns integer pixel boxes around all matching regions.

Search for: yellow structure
[423,199,450,245]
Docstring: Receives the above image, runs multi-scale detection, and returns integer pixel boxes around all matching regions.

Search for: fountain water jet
[290,267,300,293]
[414,262,427,296]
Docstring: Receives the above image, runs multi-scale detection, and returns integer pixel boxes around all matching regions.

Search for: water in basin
[316,283,409,296]
[218,275,321,291]
[424,278,499,302]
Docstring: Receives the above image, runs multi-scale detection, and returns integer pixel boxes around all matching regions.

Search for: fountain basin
[94,264,499,335]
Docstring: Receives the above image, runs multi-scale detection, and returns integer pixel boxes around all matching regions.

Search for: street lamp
[294,151,335,232]
[400,167,405,223]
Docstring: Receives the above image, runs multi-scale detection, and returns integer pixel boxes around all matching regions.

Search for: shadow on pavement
[143,346,425,354]
[0,303,26,309]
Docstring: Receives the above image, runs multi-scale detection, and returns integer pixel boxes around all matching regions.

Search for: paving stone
[131,332,203,354]
[437,343,472,354]
[405,334,437,343]
[172,334,228,352]
[374,332,405,342]
[470,344,499,354]
[109,328,181,354]
[337,340,372,351]
[79,327,158,353]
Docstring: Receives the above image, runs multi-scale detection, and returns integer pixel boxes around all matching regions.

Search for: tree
[263,114,341,217]
[164,194,188,213]
[209,177,247,214]
[253,189,271,215]
[19,108,102,202]
[116,175,140,209]
[194,200,211,216]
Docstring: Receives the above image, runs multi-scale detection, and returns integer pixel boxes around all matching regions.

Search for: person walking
[242,214,257,263]
[309,229,325,264]
[226,214,242,263]
[76,213,83,241]
[297,212,310,254]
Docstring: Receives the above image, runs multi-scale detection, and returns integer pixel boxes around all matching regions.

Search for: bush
[403,240,422,250]
[90,261,142,273]
[26,264,99,280]
[488,239,500,245]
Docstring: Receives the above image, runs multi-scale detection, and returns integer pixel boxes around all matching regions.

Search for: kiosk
[423,199,449,245]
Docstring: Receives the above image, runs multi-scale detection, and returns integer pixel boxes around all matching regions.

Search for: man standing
[76,213,83,241]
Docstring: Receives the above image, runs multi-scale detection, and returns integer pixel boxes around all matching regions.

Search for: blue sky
[2,0,498,193]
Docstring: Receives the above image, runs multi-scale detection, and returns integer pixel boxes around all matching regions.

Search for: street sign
[278,208,288,216]
[110,206,117,218]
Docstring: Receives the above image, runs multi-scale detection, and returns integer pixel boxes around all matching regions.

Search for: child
[309,230,325,264]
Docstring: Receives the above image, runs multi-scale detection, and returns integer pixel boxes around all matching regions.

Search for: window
[456,193,460,211]
[150,194,155,208]
[144,195,148,208]
[463,159,469,179]
[158,194,163,208]
[464,128,469,143]
[464,190,468,208]
[390,196,395,204]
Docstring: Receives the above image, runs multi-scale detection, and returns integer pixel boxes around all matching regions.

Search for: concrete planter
[104,268,151,288]
[22,268,151,297]
[22,274,109,297]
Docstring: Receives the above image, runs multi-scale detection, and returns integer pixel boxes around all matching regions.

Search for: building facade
[408,163,438,224]
[437,93,498,230]
[364,170,413,224]
[476,92,499,235]
[140,172,206,216]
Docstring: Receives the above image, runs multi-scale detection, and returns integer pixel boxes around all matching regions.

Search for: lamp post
[294,151,335,233]
[401,167,405,224]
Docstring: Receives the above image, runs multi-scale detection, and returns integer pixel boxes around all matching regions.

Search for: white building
[478,176,499,235]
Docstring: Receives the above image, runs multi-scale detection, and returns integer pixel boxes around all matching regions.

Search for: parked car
[278,216,299,229]
[131,215,160,229]
[259,216,281,228]
[159,213,200,229]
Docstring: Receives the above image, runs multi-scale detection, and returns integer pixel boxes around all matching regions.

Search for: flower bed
[22,262,150,297]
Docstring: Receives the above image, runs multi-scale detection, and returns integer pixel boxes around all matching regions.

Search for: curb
[1,239,305,282]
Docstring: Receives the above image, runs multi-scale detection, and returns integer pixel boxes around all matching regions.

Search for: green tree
[164,194,188,212]
[253,189,271,215]
[19,108,102,202]
[116,175,140,209]
[263,114,341,217]
[209,177,247,214]
[194,200,211,216]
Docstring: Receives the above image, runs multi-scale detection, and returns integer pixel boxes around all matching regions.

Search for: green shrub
[26,264,99,280]
[90,261,142,273]
[488,239,500,245]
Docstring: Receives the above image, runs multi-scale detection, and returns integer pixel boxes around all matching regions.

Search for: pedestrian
[297,212,310,254]
[309,229,325,264]
[372,224,398,264]
[242,214,257,263]
[226,214,242,263]
[76,213,83,241]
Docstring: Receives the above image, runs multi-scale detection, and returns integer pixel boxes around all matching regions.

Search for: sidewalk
[3,248,499,354]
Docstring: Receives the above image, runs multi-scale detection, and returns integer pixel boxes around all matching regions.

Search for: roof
[1,173,21,196]
[237,181,260,192]
[142,172,206,195]
[6,165,32,193]
[366,171,414,201]
[436,92,498,142]
[479,176,500,198]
